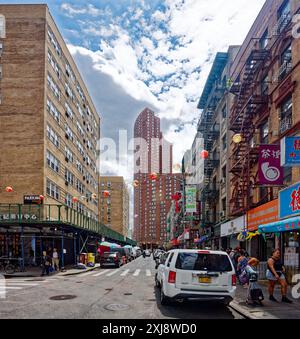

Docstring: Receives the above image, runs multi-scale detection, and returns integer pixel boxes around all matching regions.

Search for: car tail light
[168,271,176,284]
[198,250,210,254]
[232,274,237,286]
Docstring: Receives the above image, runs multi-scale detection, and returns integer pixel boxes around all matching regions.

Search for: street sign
[279,181,300,219]
[24,195,43,205]
[258,145,283,185]
[185,186,197,213]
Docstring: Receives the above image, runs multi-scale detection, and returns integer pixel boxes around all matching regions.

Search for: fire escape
[229,6,294,216]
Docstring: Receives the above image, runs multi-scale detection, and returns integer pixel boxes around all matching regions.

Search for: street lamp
[233,133,242,144]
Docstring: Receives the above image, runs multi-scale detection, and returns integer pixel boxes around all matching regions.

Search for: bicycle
[0,257,26,274]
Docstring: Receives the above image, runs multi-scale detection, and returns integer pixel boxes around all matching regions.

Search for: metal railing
[0,204,136,245]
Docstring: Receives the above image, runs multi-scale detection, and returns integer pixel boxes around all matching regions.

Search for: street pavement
[0,256,244,319]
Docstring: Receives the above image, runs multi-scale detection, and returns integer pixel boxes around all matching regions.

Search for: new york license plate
[199,277,211,283]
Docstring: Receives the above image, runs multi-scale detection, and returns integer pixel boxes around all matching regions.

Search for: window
[76,179,85,194]
[65,124,74,142]
[65,102,74,120]
[65,194,73,208]
[222,105,227,119]
[47,125,60,148]
[260,121,269,144]
[261,74,269,95]
[66,63,76,83]
[222,165,226,179]
[76,140,84,155]
[0,15,6,38]
[277,0,291,33]
[222,135,227,150]
[47,50,61,78]
[279,44,292,80]
[65,147,74,163]
[0,42,3,57]
[65,169,75,186]
[46,151,60,173]
[46,179,60,200]
[47,73,60,100]
[280,95,292,134]
[76,160,84,174]
[65,83,74,100]
[47,98,60,123]
[47,27,62,56]
[77,121,84,137]
[260,29,269,49]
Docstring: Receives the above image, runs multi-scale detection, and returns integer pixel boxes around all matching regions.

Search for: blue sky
[0,0,266,177]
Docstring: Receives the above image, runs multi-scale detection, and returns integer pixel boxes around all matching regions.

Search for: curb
[58,266,100,276]
[229,300,278,319]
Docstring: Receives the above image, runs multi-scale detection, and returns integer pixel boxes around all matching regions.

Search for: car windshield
[103,252,115,258]
[175,253,232,272]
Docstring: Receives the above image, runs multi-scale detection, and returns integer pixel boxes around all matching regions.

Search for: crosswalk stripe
[146,270,152,277]
[5,283,39,287]
[106,269,120,277]
[133,269,140,277]
[120,269,130,276]
[93,270,107,277]
[0,287,23,290]
[79,271,97,277]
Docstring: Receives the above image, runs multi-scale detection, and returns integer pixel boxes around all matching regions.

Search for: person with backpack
[245,258,264,306]
[267,248,292,303]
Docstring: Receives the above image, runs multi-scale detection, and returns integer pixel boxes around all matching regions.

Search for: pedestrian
[237,249,249,288]
[41,251,51,276]
[245,258,264,306]
[52,248,60,272]
[267,248,292,303]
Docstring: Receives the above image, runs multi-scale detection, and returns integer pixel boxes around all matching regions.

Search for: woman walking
[267,249,292,303]
[41,251,52,277]
[237,249,249,287]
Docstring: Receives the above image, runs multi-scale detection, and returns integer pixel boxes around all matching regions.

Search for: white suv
[155,249,236,306]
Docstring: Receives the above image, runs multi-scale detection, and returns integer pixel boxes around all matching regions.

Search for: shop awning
[259,216,300,234]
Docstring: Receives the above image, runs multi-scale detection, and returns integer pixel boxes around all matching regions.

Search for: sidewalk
[230,282,300,319]
[2,264,100,278]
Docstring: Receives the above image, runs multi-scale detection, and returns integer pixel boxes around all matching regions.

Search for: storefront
[259,182,300,282]
[221,215,246,249]
[247,199,278,261]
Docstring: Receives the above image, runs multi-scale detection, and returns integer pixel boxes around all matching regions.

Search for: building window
[65,147,74,163]
[47,27,62,56]
[260,29,269,49]
[47,125,60,148]
[65,194,73,208]
[222,105,227,119]
[222,135,227,150]
[277,0,291,33]
[280,95,292,134]
[46,151,60,173]
[222,165,226,179]
[0,42,3,57]
[279,44,292,81]
[65,124,74,142]
[65,169,75,186]
[47,50,61,78]
[65,102,74,120]
[0,15,6,38]
[76,179,85,194]
[260,121,269,144]
[47,98,60,124]
[261,74,269,95]
[46,179,60,200]
[47,73,61,100]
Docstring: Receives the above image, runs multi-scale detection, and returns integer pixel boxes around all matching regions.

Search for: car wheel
[155,274,161,288]
[160,285,171,306]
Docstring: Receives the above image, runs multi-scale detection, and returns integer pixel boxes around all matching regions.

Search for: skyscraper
[133,108,182,247]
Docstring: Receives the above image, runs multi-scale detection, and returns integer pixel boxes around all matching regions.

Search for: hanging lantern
[233,133,242,144]
[91,193,97,200]
[133,180,139,187]
[200,150,209,159]
[103,190,110,198]
[5,186,13,193]
[134,214,139,218]
[173,163,181,172]
[72,197,79,203]
[149,172,158,181]
[39,195,44,201]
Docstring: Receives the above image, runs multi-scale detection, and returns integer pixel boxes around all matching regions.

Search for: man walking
[52,248,60,272]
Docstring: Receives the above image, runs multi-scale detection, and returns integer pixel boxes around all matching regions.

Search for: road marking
[133,269,140,277]
[120,269,130,276]
[0,287,23,290]
[106,269,120,277]
[5,283,39,287]
[79,271,97,277]
[146,270,152,277]
[93,270,107,277]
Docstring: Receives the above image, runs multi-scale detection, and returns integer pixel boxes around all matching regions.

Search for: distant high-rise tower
[133,108,182,247]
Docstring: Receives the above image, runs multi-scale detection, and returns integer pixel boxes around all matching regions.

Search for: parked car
[144,249,151,257]
[155,249,236,306]
[112,247,131,263]
[100,252,122,268]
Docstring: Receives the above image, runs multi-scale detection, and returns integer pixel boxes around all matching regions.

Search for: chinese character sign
[258,145,283,185]
[281,137,300,167]
[279,181,300,219]
[185,186,197,213]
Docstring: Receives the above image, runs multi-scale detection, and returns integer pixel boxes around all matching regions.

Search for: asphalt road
[0,256,244,319]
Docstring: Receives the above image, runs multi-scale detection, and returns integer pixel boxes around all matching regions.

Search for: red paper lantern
[39,195,44,200]
[149,172,158,181]
[103,190,110,198]
[5,186,13,193]
[133,180,139,187]
[72,197,79,203]
[200,150,209,159]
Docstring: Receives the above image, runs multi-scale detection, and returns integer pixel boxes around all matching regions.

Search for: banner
[281,137,300,167]
[185,186,197,213]
[279,181,300,219]
[258,145,283,185]
[247,199,278,231]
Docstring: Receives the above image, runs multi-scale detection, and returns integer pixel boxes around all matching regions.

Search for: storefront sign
[24,195,42,205]
[258,145,283,185]
[281,137,300,167]
[185,186,197,213]
[247,200,278,231]
[279,181,300,219]
[0,214,37,221]
[221,215,245,237]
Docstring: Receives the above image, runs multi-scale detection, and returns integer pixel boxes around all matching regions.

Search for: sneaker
[269,295,278,302]
[282,296,293,304]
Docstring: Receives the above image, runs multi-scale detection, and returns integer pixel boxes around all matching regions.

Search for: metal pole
[74,233,77,264]
[21,226,25,271]
[61,230,65,269]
